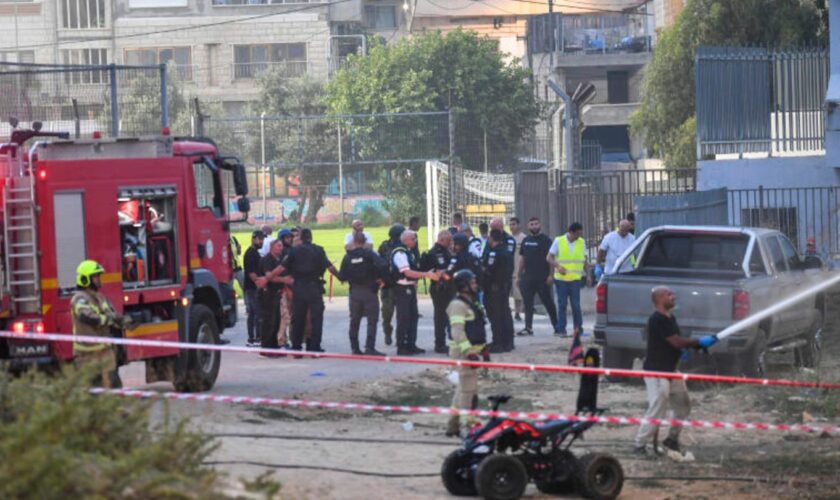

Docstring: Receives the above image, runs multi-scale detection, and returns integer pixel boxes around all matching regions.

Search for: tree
[250,73,337,224]
[108,62,190,137]
[326,29,541,219]
[630,0,826,169]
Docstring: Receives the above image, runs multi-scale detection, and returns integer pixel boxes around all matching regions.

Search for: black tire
[577,453,624,500]
[475,454,528,500]
[534,449,579,495]
[602,346,635,382]
[741,329,768,378]
[794,310,823,369]
[441,450,479,496]
[175,304,221,392]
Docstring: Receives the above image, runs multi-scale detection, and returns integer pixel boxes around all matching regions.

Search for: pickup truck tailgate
[605,275,739,346]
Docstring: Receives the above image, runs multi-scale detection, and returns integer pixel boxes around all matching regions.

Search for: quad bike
[441,348,623,500]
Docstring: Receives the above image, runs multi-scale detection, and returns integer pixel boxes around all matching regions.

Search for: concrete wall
[697,155,839,190]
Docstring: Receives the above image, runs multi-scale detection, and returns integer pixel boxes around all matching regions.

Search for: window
[125,47,192,80]
[607,71,629,104]
[777,236,801,271]
[54,192,87,292]
[118,188,178,287]
[748,245,766,275]
[364,4,397,29]
[212,0,312,4]
[0,50,35,63]
[61,0,106,29]
[193,158,224,217]
[765,236,787,273]
[61,49,107,84]
[641,233,749,272]
[232,43,306,79]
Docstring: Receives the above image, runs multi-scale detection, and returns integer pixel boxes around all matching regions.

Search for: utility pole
[548,0,554,73]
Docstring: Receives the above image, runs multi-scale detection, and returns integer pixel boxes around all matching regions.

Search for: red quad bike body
[0,126,250,392]
[441,349,624,500]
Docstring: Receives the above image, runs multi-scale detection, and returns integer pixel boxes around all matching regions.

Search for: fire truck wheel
[176,304,221,392]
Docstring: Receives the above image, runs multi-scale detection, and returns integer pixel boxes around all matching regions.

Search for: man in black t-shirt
[634,287,717,456]
[514,217,558,336]
[258,239,292,353]
[243,230,265,347]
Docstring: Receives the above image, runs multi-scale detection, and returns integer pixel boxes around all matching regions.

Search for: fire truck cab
[0,125,249,392]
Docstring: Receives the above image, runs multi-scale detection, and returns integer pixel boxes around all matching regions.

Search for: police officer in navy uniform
[260,228,339,353]
[482,229,515,353]
[391,230,441,355]
[447,232,482,279]
[490,217,517,257]
[339,231,387,356]
[420,230,453,353]
[378,223,405,346]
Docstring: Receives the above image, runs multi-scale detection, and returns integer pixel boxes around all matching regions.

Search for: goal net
[424,160,516,249]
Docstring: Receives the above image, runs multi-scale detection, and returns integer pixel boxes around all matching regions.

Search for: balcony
[528,12,653,60]
[231,61,308,80]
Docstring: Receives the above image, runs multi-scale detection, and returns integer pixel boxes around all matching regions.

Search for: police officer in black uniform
[447,232,482,279]
[482,229,515,353]
[490,217,517,256]
[391,230,441,355]
[378,223,405,346]
[261,228,339,353]
[420,230,453,353]
[339,231,387,356]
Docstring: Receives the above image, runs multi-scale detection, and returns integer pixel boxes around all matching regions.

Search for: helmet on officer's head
[453,269,476,293]
[452,232,469,249]
[388,223,406,240]
[76,260,105,288]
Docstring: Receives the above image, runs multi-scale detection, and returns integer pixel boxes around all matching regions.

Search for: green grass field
[232,226,429,297]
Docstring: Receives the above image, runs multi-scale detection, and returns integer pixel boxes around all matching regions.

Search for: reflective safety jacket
[71,289,120,353]
[554,236,586,282]
[447,295,487,359]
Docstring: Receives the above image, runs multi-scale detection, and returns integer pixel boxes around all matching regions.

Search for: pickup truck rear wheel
[602,347,635,382]
[794,310,822,369]
[741,329,768,378]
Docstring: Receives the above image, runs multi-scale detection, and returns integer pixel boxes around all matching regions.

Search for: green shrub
[0,365,274,499]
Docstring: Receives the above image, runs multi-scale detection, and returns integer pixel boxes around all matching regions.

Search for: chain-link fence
[0,62,168,140]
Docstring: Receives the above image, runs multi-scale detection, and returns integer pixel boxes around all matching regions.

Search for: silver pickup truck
[593,226,826,376]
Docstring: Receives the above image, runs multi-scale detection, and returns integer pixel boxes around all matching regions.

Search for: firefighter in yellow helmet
[71,260,129,388]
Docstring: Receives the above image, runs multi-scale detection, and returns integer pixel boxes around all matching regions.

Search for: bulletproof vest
[482,247,505,286]
[425,244,450,271]
[291,243,325,281]
[504,232,516,255]
[449,249,480,275]
[390,245,417,283]
[344,248,376,286]
[458,296,487,346]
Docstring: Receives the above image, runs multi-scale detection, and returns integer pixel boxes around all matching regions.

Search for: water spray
[715,271,840,340]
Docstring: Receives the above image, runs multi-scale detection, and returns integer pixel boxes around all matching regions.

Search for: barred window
[232,43,306,79]
[61,0,106,29]
[60,48,108,84]
[125,47,193,80]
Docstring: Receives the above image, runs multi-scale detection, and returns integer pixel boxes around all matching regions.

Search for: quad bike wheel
[475,454,528,500]
[534,449,579,495]
[577,453,624,500]
[441,450,479,496]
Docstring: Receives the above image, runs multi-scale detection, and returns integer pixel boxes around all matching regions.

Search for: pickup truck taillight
[596,283,607,314]
[733,290,750,320]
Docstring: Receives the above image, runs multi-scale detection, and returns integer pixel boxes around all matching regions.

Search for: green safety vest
[554,236,586,281]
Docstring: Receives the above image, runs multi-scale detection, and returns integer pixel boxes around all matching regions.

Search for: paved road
[121,295,595,398]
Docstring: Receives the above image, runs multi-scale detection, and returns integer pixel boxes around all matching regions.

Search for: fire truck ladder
[4,176,40,316]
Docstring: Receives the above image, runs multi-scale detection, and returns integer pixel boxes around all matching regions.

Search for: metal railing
[231,61,307,80]
[695,46,828,158]
[728,186,840,257]
[527,12,652,55]
[0,62,168,139]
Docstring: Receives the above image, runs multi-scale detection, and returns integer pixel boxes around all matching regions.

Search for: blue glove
[594,264,603,281]
[698,335,718,348]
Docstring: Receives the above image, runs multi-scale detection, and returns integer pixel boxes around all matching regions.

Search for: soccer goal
[424,160,516,249]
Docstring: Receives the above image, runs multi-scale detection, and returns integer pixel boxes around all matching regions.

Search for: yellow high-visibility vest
[554,236,586,281]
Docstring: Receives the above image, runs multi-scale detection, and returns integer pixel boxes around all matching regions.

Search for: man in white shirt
[258,225,274,257]
[344,219,374,250]
[597,219,635,275]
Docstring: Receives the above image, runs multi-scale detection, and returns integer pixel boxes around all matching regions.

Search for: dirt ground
[165,301,840,499]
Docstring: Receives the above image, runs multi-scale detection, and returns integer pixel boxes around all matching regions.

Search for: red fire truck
[0,123,249,391]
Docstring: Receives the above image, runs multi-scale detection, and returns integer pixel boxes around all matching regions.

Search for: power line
[0,0,352,52]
